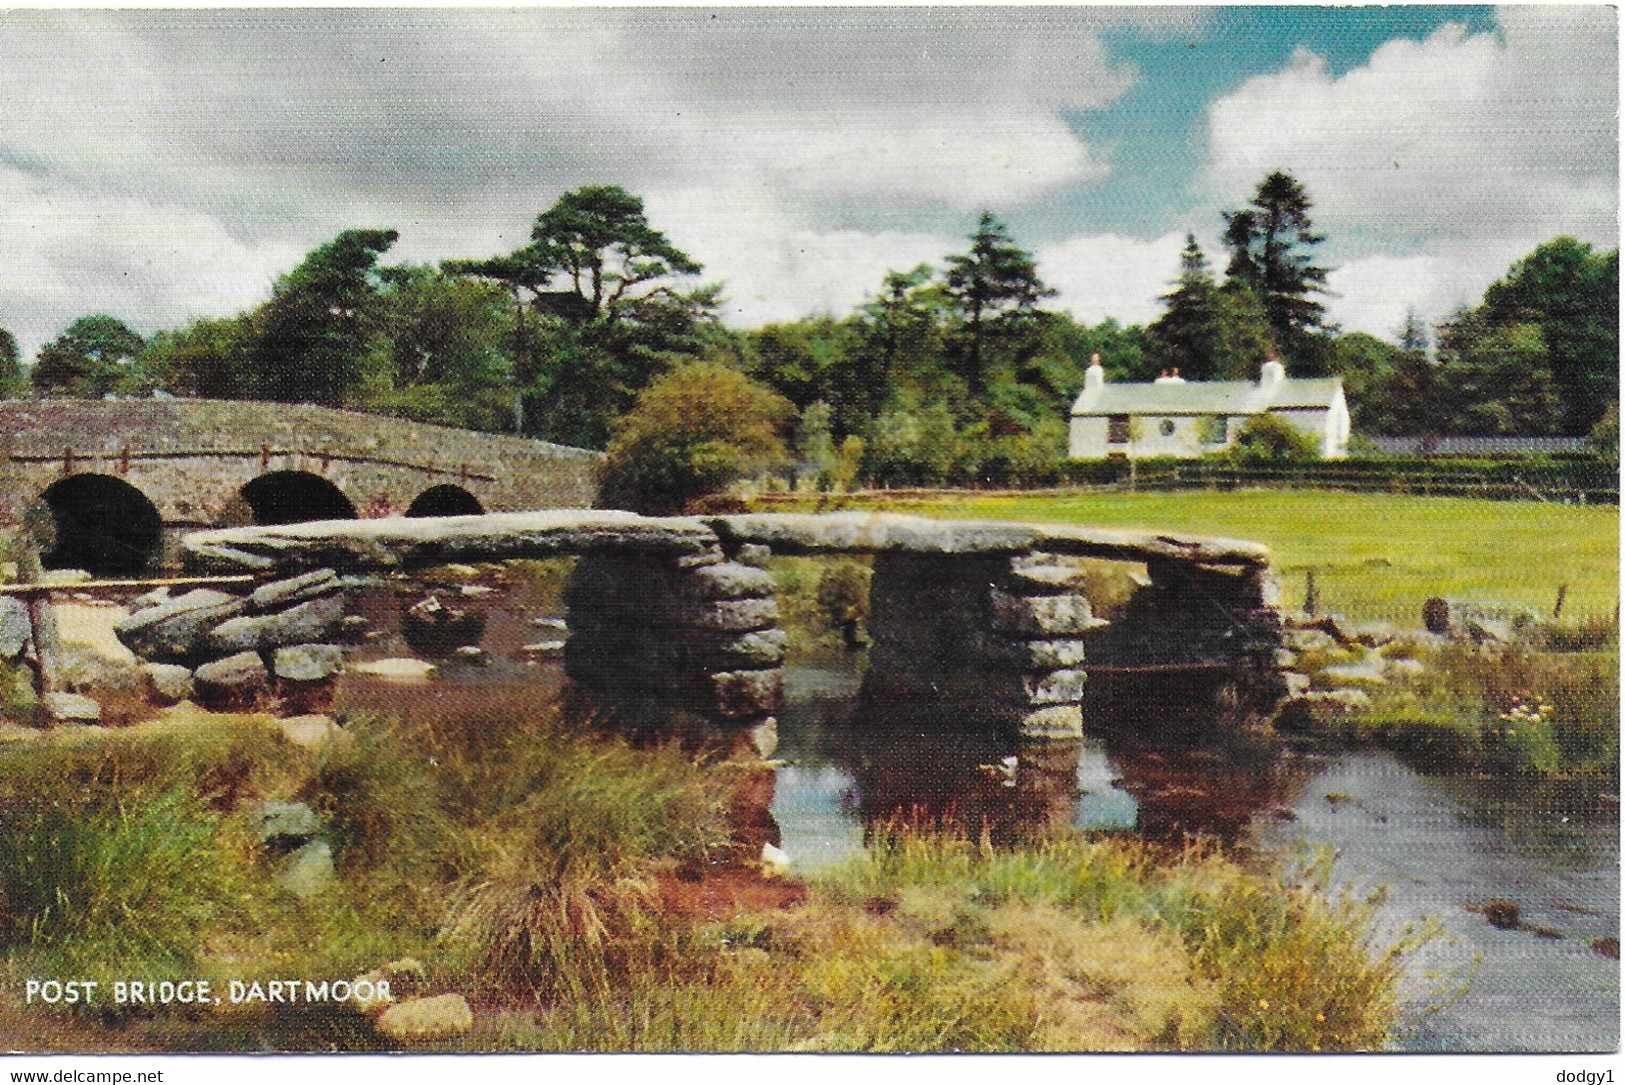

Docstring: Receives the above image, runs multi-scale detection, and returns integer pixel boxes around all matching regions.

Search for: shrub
[1219,414,1321,465]
[600,362,792,515]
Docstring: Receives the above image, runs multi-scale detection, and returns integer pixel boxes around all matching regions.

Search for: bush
[1219,414,1321,465]
[600,362,792,515]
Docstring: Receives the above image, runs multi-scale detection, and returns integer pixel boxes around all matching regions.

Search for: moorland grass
[792,489,1618,627]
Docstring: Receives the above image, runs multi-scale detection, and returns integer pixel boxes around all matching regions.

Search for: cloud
[1202,6,1617,332]
[1037,231,1191,326]
[0,9,1136,353]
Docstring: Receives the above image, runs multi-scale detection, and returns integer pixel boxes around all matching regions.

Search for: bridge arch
[406,484,484,518]
[239,471,358,526]
[40,474,163,575]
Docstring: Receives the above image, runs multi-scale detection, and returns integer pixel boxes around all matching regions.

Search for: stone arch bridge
[181,510,1289,743]
[0,399,601,573]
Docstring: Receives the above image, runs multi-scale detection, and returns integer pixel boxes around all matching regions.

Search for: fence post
[1303,569,1318,617]
[1553,584,1568,622]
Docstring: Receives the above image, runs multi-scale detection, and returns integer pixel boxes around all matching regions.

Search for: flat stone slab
[182,509,1271,576]
[184,510,720,574]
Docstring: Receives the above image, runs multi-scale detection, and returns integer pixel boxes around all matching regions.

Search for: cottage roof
[1070,375,1342,417]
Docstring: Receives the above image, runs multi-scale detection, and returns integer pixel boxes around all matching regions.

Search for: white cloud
[1037,232,1191,326]
[0,9,1133,354]
[1203,6,1617,333]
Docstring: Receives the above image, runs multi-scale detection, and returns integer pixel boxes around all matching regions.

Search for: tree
[599,362,791,515]
[942,211,1054,396]
[839,264,947,431]
[452,185,717,448]
[360,266,514,432]
[30,315,145,398]
[1479,236,1618,434]
[0,327,20,398]
[1149,234,1221,380]
[1435,311,1562,435]
[1209,281,1277,379]
[138,316,254,399]
[249,229,398,406]
[1221,171,1329,354]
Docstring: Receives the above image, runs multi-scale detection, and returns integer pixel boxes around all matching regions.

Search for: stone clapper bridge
[183,509,1290,744]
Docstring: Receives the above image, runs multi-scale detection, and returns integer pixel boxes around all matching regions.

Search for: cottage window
[1205,417,1229,443]
[1158,418,1176,437]
[1107,415,1130,443]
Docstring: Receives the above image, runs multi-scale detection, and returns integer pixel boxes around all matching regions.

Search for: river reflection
[774,658,1308,850]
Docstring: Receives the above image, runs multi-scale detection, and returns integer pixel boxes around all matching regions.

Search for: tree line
[5,173,1617,495]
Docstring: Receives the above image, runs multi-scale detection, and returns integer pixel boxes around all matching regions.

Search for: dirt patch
[657,867,807,921]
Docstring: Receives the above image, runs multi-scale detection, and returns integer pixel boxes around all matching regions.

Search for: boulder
[352,657,436,681]
[0,597,31,660]
[1422,597,1451,635]
[1462,618,1513,646]
[683,561,776,600]
[276,840,336,898]
[1320,661,1388,689]
[1353,622,1398,648]
[375,994,473,1044]
[42,691,101,724]
[273,643,344,683]
[206,595,345,656]
[520,641,566,655]
[709,669,785,719]
[278,714,342,751]
[531,617,569,631]
[678,596,779,633]
[141,662,193,706]
[256,801,323,850]
[114,589,246,663]
[250,568,341,612]
[749,717,779,759]
[989,590,1103,637]
[734,543,774,568]
[193,651,269,708]
[1381,657,1427,681]
[127,586,171,613]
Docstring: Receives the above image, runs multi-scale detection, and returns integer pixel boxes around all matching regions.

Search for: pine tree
[1221,171,1329,351]
[1150,234,1220,380]
[942,211,1054,395]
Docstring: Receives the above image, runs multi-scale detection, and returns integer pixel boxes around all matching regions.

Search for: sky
[0,5,1616,361]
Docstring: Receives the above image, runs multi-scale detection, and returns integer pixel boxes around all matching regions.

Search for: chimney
[1085,353,1105,391]
[1259,355,1286,390]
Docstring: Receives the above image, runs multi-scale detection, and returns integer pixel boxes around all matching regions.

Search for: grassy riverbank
[0,697,1412,1052]
[778,489,1618,627]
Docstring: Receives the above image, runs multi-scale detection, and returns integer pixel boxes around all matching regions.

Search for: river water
[329,573,1618,1053]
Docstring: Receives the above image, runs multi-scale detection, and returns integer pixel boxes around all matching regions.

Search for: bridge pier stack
[562,539,786,852]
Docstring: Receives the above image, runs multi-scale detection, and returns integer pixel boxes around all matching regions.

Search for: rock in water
[352,657,436,681]
[141,662,194,706]
[376,994,473,1044]
[278,714,341,750]
[250,568,341,612]
[273,643,345,682]
[42,691,101,724]
[276,840,336,898]
[114,589,247,663]
[193,651,269,708]
[207,595,345,656]
[256,801,323,850]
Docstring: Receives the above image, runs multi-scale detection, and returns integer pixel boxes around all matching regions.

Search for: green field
[869,489,1618,628]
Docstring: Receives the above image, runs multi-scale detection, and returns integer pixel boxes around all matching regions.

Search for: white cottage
[1068,356,1350,460]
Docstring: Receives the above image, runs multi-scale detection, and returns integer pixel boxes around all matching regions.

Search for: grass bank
[783,489,1618,628]
[0,699,1414,1052]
